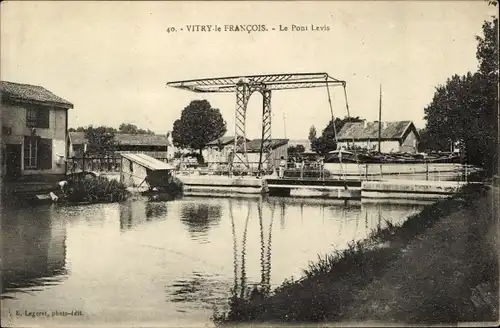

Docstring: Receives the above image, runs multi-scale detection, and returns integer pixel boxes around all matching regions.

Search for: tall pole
[378,84,382,153]
[283,113,287,139]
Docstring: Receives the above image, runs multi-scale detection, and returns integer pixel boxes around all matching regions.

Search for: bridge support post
[232,80,273,176]
[258,89,272,176]
[233,81,251,171]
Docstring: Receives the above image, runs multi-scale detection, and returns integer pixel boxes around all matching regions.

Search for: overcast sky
[1,1,497,139]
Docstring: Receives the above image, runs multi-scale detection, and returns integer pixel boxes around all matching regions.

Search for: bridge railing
[67,157,474,182]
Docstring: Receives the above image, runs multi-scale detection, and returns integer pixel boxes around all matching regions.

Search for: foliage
[68,126,87,132]
[418,128,449,152]
[118,123,155,135]
[172,100,227,154]
[308,125,317,143]
[423,17,498,175]
[70,123,160,157]
[184,151,205,164]
[311,116,364,155]
[69,123,156,135]
[64,176,130,203]
[84,125,117,156]
[287,144,305,154]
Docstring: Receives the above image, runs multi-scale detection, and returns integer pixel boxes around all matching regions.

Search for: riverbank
[214,184,499,325]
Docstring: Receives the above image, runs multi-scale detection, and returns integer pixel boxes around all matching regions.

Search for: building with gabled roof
[203,135,250,165]
[1,81,73,182]
[69,131,174,159]
[234,138,289,170]
[336,120,420,153]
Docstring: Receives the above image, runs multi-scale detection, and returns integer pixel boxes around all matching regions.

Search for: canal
[1,196,427,327]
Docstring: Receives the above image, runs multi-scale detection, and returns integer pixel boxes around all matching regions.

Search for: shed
[234,138,289,169]
[120,153,175,190]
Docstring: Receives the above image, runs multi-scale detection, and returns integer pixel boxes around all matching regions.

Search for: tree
[288,144,306,155]
[118,123,155,135]
[69,127,86,132]
[85,125,117,156]
[424,16,498,175]
[418,128,449,152]
[308,126,317,143]
[311,116,364,155]
[172,100,227,154]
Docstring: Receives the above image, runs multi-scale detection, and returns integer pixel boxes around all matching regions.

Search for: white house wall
[380,141,401,153]
[1,103,68,175]
[400,130,419,153]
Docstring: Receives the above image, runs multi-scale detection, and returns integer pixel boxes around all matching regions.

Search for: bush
[161,175,184,195]
[185,152,205,164]
[64,176,130,203]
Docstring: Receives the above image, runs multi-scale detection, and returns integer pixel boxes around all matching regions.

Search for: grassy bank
[63,176,130,203]
[213,184,498,325]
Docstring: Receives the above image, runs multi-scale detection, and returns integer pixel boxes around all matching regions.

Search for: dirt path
[340,187,499,324]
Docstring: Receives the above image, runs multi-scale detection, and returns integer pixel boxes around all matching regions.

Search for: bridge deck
[265,178,363,188]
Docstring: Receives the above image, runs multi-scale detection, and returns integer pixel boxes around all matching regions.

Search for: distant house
[69,132,173,159]
[203,136,249,164]
[288,139,312,152]
[1,81,73,181]
[336,120,420,154]
[234,138,289,169]
[68,132,88,158]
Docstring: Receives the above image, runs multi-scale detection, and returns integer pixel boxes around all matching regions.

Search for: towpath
[339,186,499,324]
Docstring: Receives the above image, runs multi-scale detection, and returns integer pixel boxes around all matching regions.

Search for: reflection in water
[119,199,169,231]
[1,205,67,297]
[230,201,239,296]
[1,196,428,325]
[146,201,168,219]
[180,202,222,243]
[229,199,276,299]
[264,200,275,294]
[239,202,251,298]
[280,201,286,230]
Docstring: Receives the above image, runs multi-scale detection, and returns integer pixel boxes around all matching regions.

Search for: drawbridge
[167,72,350,175]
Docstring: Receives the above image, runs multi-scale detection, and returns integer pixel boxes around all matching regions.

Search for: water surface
[1,196,426,327]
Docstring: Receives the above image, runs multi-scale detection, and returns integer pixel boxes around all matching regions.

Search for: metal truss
[167,72,346,93]
[167,73,347,174]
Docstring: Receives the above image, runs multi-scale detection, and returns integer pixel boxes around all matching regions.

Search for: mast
[283,113,287,139]
[378,84,382,153]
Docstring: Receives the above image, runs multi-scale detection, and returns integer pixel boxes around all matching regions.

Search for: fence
[175,161,274,177]
[68,156,170,174]
[67,157,476,182]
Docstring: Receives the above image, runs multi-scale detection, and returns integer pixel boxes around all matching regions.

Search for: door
[5,144,22,179]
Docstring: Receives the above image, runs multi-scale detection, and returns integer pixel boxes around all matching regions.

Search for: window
[26,108,38,127]
[24,136,38,169]
[26,107,50,129]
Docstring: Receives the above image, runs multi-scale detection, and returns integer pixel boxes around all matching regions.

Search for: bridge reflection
[228,197,429,298]
[229,198,275,299]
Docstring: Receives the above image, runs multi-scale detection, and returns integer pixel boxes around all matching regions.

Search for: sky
[1,1,497,140]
